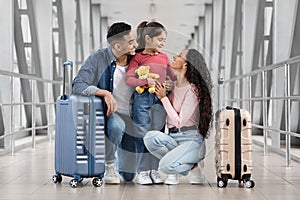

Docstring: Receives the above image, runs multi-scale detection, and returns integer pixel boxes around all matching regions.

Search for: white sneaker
[189,160,205,184]
[136,171,153,185]
[164,174,179,185]
[150,170,164,184]
[103,163,121,184]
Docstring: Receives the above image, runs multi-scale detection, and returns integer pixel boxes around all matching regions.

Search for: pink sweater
[161,82,199,128]
[126,52,176,86]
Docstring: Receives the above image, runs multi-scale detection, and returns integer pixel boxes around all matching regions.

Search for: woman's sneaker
[189,160,205,184]
[150,170,164,184]
[136,171,153,185]
[164,174,179,185]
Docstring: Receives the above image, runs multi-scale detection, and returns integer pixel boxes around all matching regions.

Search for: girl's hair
[185,49,213,138]
[136,21,167,53]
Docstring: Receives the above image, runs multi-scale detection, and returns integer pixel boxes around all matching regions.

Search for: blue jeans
[106,113,136,181]
[131,91,166,172]
[144,130,206,175]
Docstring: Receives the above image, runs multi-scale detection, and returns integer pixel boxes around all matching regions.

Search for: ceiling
[92,0,211,55]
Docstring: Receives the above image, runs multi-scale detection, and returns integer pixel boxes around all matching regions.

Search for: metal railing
[0,69,61,155]
[221,55,300,167]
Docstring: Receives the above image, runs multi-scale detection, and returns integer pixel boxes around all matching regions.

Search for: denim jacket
[72,46,116,115]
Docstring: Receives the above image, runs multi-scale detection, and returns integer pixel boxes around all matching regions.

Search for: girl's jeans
[131,91,167,172]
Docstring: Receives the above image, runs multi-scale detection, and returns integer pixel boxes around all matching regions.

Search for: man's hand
[104,92,117,116]
[95,89,117,116]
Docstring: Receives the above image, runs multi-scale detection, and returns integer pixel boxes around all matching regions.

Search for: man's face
[119,31,137,56]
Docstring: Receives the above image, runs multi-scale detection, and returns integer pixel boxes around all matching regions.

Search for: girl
[144,49,213,185]
[125,21,176,185]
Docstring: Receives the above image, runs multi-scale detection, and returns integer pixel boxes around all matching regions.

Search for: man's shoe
[164,174,179,185]
[150,170,164,184]
[136,171,153,185]
[189,160,205,184]
[103,163,121,184]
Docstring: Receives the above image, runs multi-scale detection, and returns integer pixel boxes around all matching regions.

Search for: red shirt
[126,52,176,87]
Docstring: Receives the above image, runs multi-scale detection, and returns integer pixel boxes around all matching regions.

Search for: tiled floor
[1,133,300,200]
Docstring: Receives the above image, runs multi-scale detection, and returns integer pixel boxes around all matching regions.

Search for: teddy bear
[135,65,160,94]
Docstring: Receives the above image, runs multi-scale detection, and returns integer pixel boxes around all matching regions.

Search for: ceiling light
[150,3,156,16]
[184,3,195,6]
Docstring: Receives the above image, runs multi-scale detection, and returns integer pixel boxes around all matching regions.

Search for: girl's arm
[125,55,148,87]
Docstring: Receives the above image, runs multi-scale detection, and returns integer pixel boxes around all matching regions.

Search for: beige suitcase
[215,106,255,188]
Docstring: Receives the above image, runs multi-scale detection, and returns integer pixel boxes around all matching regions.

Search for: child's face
[146,31,167,53]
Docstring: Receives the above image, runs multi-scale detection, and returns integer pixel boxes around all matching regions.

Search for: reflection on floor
[0,133,300,200]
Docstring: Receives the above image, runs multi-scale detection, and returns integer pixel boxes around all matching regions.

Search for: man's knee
[107,114,125,145]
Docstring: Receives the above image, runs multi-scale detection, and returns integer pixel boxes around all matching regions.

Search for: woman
[143,49,213,185]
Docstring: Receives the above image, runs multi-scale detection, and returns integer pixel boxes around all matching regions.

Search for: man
[72,22,138,184]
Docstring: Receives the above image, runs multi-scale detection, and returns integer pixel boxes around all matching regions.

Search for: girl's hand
[155,81,166,99]
[147,78,156,88]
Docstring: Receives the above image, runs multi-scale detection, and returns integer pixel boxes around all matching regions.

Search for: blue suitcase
[52,61,105,188]
[52,95,105,188]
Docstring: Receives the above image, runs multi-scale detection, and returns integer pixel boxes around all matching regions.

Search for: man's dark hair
[106,22,131,44]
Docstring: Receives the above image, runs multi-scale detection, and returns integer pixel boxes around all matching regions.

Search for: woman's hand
[163,76,174,91]
[155,81,167,99]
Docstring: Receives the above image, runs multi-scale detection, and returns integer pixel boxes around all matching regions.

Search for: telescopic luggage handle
[62,61,73,100]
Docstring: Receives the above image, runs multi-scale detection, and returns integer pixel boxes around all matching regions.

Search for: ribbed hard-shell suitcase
[215,106,255,188]
[52,61,105,188]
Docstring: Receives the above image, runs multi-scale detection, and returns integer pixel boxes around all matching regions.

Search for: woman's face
[170,49,188,70]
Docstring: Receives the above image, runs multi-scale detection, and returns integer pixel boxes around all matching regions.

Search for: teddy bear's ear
[146,66,150,70]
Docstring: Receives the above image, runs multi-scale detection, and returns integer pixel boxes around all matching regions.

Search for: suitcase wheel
[69,179,79,188]
[52,174,62,183]
[217,177,227,188]
[244,180,255,188]
[92,177,103,187]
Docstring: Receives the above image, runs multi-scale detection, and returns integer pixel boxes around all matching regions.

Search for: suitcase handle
[61,61,73,100]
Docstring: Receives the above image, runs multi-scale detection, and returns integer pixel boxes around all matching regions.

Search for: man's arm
[72,55,98,95]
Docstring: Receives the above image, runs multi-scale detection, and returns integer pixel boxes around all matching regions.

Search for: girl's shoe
[136,171,153,185]
[150,170,164,184]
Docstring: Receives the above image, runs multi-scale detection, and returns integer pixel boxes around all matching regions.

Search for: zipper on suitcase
[234,108,242,180]
[88,97,95,176]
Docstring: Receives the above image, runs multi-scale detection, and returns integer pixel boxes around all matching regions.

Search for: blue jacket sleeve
[72,52,101,96]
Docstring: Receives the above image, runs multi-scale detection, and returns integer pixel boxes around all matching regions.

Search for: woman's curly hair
[185,49,213,138]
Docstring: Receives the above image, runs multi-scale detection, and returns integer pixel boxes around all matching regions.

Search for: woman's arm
[156,83,198,128]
